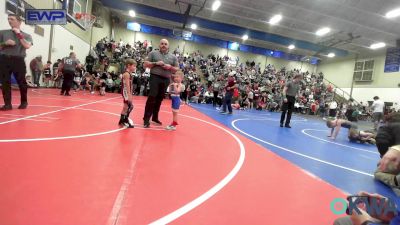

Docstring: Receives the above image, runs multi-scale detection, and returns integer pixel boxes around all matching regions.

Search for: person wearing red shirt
[220,75,237,115]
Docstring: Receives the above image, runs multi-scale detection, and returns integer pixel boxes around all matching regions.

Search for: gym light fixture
[385,8,400,18]
[212,0,221,11]
[129,10,136,17]
[316,27,331,36]
[269,14,282,25]
[190,23,197,30]
[327,53,335,58]
[370,42,386,49]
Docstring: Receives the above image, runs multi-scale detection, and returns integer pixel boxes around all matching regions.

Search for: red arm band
[16,33,24,39]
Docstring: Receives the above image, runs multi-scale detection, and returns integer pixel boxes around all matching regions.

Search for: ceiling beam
[182,4,192,29]
[101,0,348,56]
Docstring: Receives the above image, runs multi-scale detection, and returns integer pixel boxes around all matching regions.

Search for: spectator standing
[329,100,338,118]
[42,60,51,88]
[29,55,42,87]
[372,96,385,130]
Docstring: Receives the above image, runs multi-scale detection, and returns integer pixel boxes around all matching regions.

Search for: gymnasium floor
[0,89,397,225]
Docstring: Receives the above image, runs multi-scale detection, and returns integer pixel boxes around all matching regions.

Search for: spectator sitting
[105,74,115,92]
[204,90,213,104]
[81,72,94,93]
[256,95,267,110]
[268,101,279,112]
[231,101,240,110]
[25,74,35,88]
[114,76,121,93]
[310,100,319,115]
[73,70,83,91]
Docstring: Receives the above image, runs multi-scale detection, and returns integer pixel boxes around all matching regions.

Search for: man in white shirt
[371,96,385,130]
[329,100,338,117]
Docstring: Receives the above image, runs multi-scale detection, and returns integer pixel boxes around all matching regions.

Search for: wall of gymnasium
[317,55,400,107]
[24,0,112,48]
[1,0,111,72]
[112,24,316,73]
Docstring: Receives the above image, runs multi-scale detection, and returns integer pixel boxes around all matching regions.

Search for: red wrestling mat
[0,89,344,225]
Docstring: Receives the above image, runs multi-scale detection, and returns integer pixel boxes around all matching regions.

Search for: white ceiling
[115,0,400,57]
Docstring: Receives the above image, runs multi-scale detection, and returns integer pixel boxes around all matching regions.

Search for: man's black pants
[143,74,170,122]
[280,95,295,125]
[213,91,219,107]
[0,55,28,106]
[61,71,75,94]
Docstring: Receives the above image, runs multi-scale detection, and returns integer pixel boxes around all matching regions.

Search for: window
[354,60,374,81]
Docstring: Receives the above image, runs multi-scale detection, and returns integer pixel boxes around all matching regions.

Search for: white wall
[0,1,101,74]
[317,58,354,88]
[340,88,400,109]
[184,41,227,58]
[51,25,90,63]
[268,57,315,73]
[317,55,400,105]
[90,7,112,47]
[0,2,49,70]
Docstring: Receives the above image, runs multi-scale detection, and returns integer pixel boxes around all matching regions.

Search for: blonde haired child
[166,71,184,131]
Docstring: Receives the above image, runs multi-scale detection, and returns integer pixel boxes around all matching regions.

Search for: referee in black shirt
[0,14,33,110]
[143,39,178,128]
[280,74,302,128]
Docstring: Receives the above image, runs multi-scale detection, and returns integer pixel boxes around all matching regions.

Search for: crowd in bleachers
[187,52,400,118]
[197,53,336,114]
[24,37,399,119]
[25,39,151,95]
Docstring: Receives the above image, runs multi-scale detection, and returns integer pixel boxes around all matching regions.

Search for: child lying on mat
[348,128,376,145]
